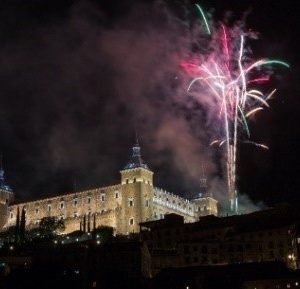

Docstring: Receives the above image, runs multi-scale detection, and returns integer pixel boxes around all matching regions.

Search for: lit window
[129,218,134,225]
[128,198,134,207]
[101,194,105,202]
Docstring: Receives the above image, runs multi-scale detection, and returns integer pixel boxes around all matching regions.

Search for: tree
[83,215,86,233]
[14,207,20,243]
[0,226,16,243]
[93,214,96,231]
[39,217,65,238]
[87,214,91,233]
[94,226,114,243]
[20,207,26,242]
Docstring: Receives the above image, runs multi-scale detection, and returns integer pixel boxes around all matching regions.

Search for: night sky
[0,0,299,209]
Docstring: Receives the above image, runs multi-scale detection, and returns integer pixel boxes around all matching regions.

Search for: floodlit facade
[0,142,218,234]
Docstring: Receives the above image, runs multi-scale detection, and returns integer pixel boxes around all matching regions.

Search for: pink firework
[182,11,288,212]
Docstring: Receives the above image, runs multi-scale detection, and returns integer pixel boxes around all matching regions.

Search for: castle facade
[0,142,218,234]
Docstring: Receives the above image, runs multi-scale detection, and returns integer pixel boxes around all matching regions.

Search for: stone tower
[118,140,153,234]
[0,161,14,229]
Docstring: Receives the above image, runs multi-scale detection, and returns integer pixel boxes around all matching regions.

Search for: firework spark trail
[184,8,288,211]
[195,4,211,35]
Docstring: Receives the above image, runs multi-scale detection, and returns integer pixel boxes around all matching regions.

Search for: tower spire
[0,154,3,171]
[200,164,207,189]
[0,155,12,192]
[123,134,149,170]
[135,128,139,146]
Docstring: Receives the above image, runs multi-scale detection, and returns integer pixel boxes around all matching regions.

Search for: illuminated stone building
[0,142,218,234]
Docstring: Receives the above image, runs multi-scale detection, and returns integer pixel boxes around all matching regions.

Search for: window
[133,177,136,183]
[129,218,134,225]
[202,245,208,254]
[211,248,218,254]
[115,191,119,199]
[60,215,64,220]
[87,197,91,204]
[48,204,51,212]
[126,179,129,184]
[128,198,134,207]
[10,212,13,219]
[35,208,39,214]
[101,194,105,202]
[268,241,274,249]
[73,199,78,207]
[145,199,149,207]
[184,245,190,254]
[185,256,191,264]
[60,201,64,209]
[202,256,208,263]
[237,245,243,252]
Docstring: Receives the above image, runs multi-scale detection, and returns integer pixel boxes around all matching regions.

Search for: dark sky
[0,0,299,208]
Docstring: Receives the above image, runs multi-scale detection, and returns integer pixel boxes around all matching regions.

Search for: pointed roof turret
[123,139,149,170]
[0,155,12,192]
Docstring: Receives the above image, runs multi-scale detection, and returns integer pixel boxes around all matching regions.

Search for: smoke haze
[0,0,296,213]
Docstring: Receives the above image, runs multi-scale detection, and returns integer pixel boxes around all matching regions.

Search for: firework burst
[183,5,289,212]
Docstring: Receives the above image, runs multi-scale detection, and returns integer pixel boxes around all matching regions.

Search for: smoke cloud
[0,0,273,213]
